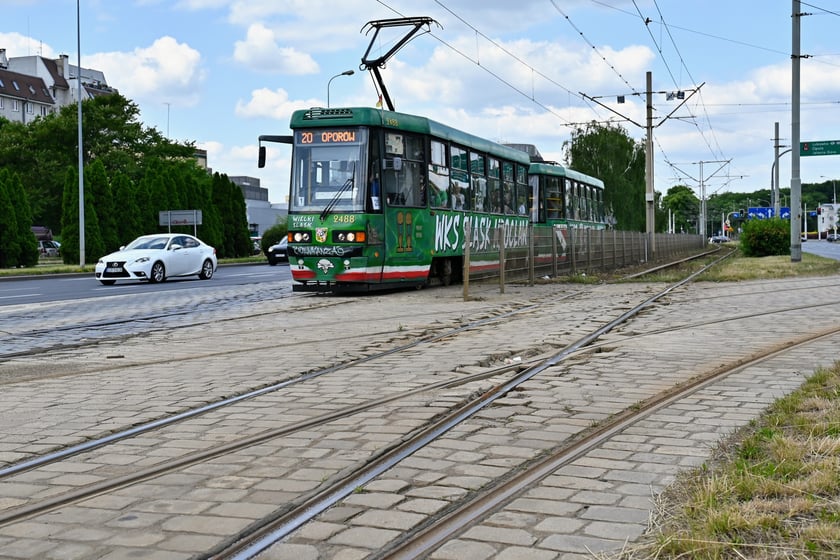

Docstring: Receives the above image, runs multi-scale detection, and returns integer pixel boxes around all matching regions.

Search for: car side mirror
[170,244,182,251]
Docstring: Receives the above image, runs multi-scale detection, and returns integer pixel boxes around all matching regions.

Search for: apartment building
[0,48,116,124]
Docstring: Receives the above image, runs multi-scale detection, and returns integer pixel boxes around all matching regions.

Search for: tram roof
[290,107,531,165]
[529,161,605,189]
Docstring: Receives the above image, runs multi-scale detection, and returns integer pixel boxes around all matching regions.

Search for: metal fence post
[528,223,535,286]
[463,221,470,301]
[498,224,505,294]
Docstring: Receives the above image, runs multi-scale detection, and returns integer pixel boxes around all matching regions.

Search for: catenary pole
[790,0,802,262]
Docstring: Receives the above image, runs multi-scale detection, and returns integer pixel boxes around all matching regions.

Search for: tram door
[380,133,429,282]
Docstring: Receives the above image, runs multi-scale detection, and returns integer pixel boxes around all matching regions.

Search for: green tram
[258,107,606,292]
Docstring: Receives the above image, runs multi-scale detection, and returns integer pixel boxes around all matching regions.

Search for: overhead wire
[374,0,622,129]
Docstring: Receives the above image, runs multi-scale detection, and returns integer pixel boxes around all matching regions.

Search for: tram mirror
[258,146,266,168]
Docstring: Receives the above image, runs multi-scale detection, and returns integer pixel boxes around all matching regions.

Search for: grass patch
[609,363,840,559]
[616,246,840,283]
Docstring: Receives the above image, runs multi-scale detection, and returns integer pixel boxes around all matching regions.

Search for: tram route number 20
[299,131,357,145]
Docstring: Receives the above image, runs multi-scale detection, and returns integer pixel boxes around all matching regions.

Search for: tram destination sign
[800,140,840,157]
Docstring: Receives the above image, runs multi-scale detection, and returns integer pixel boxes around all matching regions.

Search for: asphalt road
[802,237,840,261]
[0,262,291,307]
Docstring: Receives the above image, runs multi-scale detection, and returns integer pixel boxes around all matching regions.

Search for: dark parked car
[826,233,839,242]
[266,238,288,265]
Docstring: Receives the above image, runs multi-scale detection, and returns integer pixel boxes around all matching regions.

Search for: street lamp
[77,0,85,266]
[770,148,791,216]
[327,70,354,108]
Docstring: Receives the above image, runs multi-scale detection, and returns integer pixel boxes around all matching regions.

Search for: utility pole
[580,73,703,256]
[773,122,783,217]
[645,72,655,248]
[790,0,803,262]
[670,159,731,238]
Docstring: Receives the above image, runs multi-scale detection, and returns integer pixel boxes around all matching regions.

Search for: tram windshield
[290,128,369,213]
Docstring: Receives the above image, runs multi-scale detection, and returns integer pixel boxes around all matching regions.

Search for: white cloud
[0,31,57,58]
[86,37,205,106]
[233,23,319,74]
[234,87,320,121]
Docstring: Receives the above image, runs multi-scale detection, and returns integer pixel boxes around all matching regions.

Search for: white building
[229,176,287,237]
[0,48,116,125]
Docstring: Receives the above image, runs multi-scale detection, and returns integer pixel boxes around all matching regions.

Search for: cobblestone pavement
[0,276,838,559]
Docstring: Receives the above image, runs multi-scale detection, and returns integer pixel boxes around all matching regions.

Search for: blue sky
[3,0,840,206]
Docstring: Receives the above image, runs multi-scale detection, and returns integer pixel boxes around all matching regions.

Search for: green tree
[3,170,39,267]
[86,159,120,253]
[111,171,142,244]
[61,167,105,264]
[0,171,21,268]
[0,94,194,235]
[662,185,700,234]
[564,121,646,231]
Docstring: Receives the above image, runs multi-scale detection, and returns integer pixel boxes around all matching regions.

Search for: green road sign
[800,140,840,156]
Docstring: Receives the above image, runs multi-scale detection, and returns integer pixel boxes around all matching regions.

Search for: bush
[740,218,790,257]
[260,222,287,254]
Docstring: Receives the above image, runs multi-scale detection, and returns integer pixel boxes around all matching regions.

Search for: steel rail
[0,302,543,480]
[204,252,732,559]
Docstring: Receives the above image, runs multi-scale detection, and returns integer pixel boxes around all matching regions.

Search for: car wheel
[150,261,166,283]
[199,259,214,280]
[267,256,277,266]
[99,280,116,286]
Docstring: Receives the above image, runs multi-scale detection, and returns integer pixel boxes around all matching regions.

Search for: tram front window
[290,129,369,213]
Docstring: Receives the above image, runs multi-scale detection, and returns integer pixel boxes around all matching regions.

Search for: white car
[95,233,217,285]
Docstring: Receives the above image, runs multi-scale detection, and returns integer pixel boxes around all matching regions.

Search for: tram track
[0,298,559,478]
[198,253,722,558]
[371,324,840,560]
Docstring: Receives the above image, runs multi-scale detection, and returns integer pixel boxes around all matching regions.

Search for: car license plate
[105,267,123,273]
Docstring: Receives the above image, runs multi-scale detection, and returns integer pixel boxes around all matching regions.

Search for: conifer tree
[60,167,105,264]
[0,172,21,268]
[111,172,142,243]
[3,170,39,267]
[87,159,120,253]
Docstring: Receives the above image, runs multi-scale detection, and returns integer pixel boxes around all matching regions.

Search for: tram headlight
[333,231,365,243]
[292,231,311,242]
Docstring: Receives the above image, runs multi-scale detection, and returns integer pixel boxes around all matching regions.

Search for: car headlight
[134,257,150,264]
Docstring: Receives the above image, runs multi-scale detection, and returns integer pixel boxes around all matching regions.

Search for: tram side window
[485,157,500,214]
[450,146,469,211]
[502,162,514,215]
[530,175,542,221]
[565,180,575,220]
[516,164,530,216]
[596,189,604,221]
[383,132,426,207]
[429,140,449,208]
[546,176,562,219]
[581,185,589,221]
[472,152,489,212]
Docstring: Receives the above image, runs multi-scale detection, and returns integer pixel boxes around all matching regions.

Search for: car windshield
[125,236,170,250]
